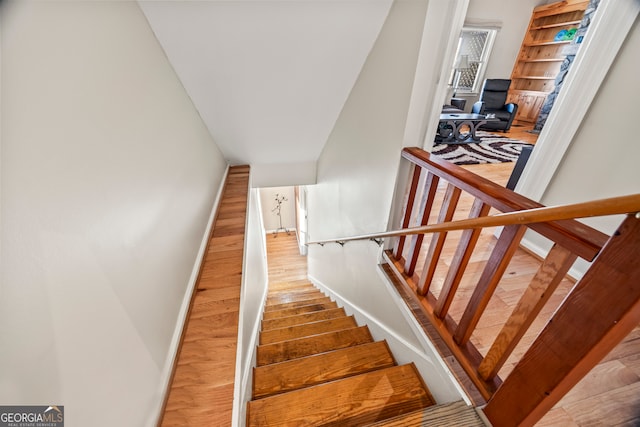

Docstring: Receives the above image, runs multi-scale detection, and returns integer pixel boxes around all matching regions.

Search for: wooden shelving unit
[507,0,588,124]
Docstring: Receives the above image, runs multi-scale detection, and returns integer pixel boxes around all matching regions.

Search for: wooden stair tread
[256,325,373,366]
[267,280,314,290]
[264,296,332,312]
[260,315,358,345]
[364,400,486,426]
[261,307,347,331]
[262,301,338,320]
[267,282,317,293]
[266,288,319,300]
[253,341,396,399]
[266,289,324,305]
[249,239,442,426]
[247,364,435,426]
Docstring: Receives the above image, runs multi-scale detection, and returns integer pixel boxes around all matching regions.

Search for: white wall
[234,188,269,426]
[524,15,640,275]
[307,0,426,242]
[0,2,227,426]
[139,0,393,186]
[306,0,463,402]
[259,186,296,233]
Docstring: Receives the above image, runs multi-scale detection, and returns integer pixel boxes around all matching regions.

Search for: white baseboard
[153,165,229,426]
[308,274,467,405]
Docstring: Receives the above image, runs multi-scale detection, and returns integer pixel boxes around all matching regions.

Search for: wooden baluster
[454,224,526,345]
[393,164,421,260]
[435,198,491,318]
[416,183,461,295]
[483,215,640,427]
[477,244,577,381]
[404,173,440,276]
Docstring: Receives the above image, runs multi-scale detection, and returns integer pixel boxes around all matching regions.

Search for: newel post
[482,214,640,427]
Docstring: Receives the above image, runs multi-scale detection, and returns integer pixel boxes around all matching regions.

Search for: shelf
[520,58,565,63]
[510,0,587,125]
[510,89,549,95]
[513,75,556,80]
[531,20,582,30]
[525,40,571,47]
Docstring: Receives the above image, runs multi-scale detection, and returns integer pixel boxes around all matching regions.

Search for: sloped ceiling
[139,0,392,184]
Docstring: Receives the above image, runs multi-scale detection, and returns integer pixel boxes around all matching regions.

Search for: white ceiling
[139,0,392,180]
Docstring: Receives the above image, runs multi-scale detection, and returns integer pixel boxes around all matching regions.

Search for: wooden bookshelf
[508,0,588,124]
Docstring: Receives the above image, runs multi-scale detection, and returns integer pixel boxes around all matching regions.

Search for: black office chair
[471,79,518,132]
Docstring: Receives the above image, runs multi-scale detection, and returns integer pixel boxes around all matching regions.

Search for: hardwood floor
[266,231,308,284]
[159,165,249,427]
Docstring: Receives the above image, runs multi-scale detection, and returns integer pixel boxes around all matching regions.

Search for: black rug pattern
[432,131,533,165]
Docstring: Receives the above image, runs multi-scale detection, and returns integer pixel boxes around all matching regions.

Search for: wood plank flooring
[159,165,249,427]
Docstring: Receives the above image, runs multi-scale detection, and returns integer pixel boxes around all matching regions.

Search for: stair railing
[307,147,640,427]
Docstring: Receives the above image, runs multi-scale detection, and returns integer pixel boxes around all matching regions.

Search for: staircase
[246,279,487,426]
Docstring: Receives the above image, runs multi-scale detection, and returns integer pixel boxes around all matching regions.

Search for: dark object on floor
[436,113,498,143]
[472,79,518,132]
[506,144,534,190]
[442,97,467,114]
[450,97,466,111]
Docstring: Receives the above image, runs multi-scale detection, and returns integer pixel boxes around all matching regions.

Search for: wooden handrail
[307,193,640,248]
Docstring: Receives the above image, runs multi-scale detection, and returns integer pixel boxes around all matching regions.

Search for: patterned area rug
[432,131,533,165]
